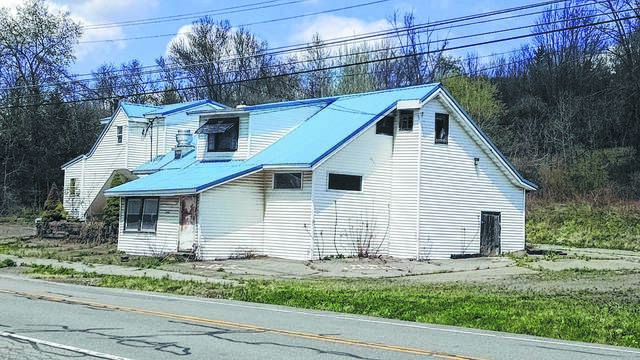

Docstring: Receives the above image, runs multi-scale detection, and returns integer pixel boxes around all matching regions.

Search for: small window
[116,126,123,144]
[69,178,77,197]
[376,115,394,136]
[399,110,413,131]
[328,173,362,191]
[435,113,449,144]
[125,198,159,232]
[196,118,239,152]
[273,173,302,190]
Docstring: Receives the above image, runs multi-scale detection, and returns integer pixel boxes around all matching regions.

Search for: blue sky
[1,0,543,75]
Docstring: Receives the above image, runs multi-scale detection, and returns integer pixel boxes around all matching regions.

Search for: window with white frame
[116,126,123,144]
[328,173,362,191]
[125,198,159,232]
[273,173,302,189]
[435,113,449,144]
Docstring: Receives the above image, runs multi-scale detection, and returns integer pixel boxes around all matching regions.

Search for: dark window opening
[328,173,362,191]
[69,178,77,197]
[196,118,239,152]
[399,110,413,131]
[435,113,449,144]
[274,173,302,189]
[376,115,394,136]
[125,198,159,232]
[116,126,123,144]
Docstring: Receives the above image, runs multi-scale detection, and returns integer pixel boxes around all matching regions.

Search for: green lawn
[27,264,640,349]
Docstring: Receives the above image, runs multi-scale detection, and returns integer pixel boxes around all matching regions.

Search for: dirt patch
[0,222,35,240]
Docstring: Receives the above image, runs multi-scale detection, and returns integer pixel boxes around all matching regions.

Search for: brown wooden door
[480,212,501,256]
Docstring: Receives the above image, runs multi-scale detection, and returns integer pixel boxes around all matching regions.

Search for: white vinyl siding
[62,106,207,219]
[118,197,180,255]
[388,110,421,258]
[75,109,129,218]
[312,126,393,258]
[197,173,264,259]
[263,170,312,260]
[418,97,525,259]
[62,163,84,219]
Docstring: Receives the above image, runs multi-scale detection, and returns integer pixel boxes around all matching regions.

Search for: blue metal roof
[107,84,439,196]
[120,103,162,118]
[134,149,197,173]
[107,83,535,196]
[121,99,228,118]
[61,99,228,170]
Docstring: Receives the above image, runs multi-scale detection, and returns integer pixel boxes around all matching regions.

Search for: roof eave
[105,188,198,197]
[60,154,85,170]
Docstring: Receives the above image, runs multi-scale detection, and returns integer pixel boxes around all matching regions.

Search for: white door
[178,196,197,252]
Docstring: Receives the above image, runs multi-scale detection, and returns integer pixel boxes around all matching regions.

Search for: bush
[0,258,16,268]
[41,183,66,222]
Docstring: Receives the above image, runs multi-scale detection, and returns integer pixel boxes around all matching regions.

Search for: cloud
[165,24,193,57]
[292,14,390,45]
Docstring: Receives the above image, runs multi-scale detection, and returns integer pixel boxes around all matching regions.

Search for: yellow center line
[0,288,485,360]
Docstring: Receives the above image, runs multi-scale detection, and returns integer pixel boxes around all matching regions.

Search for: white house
[104,83,536,260]
[61,99,228,219]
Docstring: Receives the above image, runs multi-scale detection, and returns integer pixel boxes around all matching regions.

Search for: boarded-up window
[69,178,77,197]
[116,126,123,144]
[328,173,362,191]
[376,115,394,136]
[399,110,413,131]
[435,113,449,144]
[125,198,159,232]
[274,173,302,189]
[196,118,239,152]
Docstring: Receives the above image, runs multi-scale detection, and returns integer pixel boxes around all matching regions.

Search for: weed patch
[527,202,640,251]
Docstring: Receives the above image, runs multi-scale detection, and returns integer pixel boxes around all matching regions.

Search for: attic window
[399,110,413,131]
[196,118,239,152]
[125,198,159,232]
[273,173,302,190]
[116,126,123,144]
[435,113,449,144]
[376,115,394,136]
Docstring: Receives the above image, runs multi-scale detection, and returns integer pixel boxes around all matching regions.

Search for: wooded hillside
[1,0,639,214]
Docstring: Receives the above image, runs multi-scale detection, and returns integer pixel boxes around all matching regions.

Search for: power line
[84,0,305,30]
[2,2,628,95]
[80,0,392,43]
[0,12,633,110]
[5,0,596,93]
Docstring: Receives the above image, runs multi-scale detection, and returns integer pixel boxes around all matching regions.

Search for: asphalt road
[0,274,638,360]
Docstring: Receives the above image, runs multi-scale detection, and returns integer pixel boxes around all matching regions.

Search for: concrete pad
[534,259,640,272]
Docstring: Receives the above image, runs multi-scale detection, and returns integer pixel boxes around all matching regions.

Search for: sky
[0,0,544,75]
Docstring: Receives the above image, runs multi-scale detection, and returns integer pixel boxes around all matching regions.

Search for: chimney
[174,129,194,159]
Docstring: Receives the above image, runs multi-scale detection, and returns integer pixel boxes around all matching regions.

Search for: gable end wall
[418,97,525,259]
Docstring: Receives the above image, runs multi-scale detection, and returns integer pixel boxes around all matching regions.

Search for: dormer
[192,109,250,161]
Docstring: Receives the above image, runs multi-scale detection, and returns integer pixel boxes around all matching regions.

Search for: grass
[0,238,183,269]
[27,264,640,349]
[527,201,640,251]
